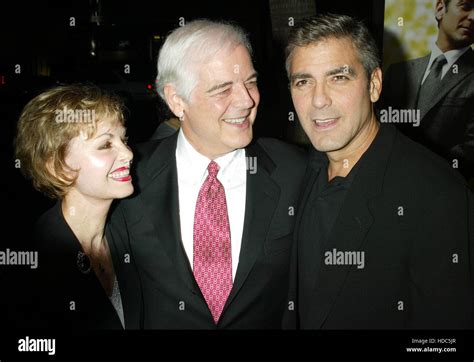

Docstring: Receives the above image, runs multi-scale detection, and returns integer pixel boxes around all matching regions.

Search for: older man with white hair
[106,19,307,329]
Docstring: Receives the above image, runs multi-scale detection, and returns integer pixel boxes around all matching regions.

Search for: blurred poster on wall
[380,0,474,183]
[383,0,441,70]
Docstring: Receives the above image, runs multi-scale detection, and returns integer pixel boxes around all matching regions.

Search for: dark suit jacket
[106,133,307,329]
[380,49,474,178]
[286,124,474,329]
[31,201,124,329]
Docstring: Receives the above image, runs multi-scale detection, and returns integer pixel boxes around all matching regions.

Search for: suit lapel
[419,49,474,120]
[407,55,429,110]
[138,134,199,293]
[221,142,281,313]
[296,159,325,286]
[308,124,397,328]
[294,163,320,240]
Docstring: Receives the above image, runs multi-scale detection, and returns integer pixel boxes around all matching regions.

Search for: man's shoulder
[386,54,429,73]
[249,138,308,186]
[130,134,177,175]
[388,129,468,193]
[132,138,166,160]
[251,138,308,195]
[394,55,427,65]
[254,137,307,165]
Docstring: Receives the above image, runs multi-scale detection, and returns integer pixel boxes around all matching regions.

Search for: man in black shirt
[304,153,360,250]
[284,14,474,329]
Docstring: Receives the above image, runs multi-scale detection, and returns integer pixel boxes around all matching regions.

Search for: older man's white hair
[156,19,253,103]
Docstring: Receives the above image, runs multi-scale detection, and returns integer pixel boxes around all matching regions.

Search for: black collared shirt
[299,151,361,277]
[310,153,360,248]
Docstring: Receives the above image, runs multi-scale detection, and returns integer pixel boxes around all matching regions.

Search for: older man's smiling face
[180,44,260,159]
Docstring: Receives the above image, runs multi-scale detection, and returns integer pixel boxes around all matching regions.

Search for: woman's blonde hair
[15,84,125,199]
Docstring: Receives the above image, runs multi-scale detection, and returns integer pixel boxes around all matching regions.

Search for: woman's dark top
[32,201,124,330]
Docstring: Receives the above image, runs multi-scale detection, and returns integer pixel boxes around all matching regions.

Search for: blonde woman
[15,84,133,329]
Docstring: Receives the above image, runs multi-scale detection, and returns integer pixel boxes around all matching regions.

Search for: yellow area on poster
[383,0,438,68]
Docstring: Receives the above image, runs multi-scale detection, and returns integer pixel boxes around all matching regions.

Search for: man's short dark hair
[285,13,381,81]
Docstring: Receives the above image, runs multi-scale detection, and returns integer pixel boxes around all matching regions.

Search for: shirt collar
[176,129,245,185]
[310,148,360,189]
[428,41,471,70]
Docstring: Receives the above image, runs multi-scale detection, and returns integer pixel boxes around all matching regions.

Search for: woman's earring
[179,111,184,121]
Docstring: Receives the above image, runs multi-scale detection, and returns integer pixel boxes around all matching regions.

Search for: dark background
[0,0,384,330]
[0,0,385,250]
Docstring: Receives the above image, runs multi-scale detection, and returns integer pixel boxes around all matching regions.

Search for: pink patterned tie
[193,161,233,324]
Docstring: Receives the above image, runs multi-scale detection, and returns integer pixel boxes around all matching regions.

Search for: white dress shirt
[421,42,471,84]
[175,129,247,281]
